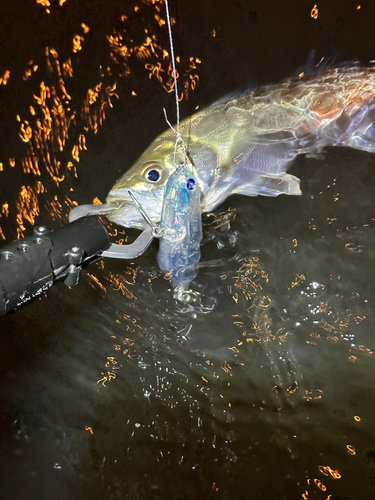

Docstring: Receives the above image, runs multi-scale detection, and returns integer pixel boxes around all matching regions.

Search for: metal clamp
[64,246,84,286]
[69,203,154,259]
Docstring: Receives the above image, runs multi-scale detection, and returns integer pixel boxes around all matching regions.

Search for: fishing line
[164,0,180,137]
[164,0,188,169]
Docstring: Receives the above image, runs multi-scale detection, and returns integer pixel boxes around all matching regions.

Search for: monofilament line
[164,0,180,138]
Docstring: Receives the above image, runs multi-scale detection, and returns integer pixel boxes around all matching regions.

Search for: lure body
[157,166,202,288]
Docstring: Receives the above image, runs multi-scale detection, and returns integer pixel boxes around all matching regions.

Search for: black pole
[0,216,110,317]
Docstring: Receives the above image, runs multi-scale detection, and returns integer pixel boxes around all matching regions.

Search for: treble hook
[127,190,164,238]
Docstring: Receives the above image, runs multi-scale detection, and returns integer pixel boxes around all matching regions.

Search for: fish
[106,65,375,230]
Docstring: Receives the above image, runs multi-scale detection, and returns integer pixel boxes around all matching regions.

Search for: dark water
[1,1,375,499]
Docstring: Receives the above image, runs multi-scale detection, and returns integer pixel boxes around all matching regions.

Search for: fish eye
[142,163,165,184]
[147,169,160,182]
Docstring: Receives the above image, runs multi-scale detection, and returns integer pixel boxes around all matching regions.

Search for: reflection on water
[2,150,375,499]
[1,1,375,499]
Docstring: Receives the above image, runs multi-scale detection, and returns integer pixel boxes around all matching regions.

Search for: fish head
[106,133,180,229]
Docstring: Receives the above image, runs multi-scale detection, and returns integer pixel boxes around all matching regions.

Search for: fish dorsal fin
[292,48,360,80]
[209,84,259,107]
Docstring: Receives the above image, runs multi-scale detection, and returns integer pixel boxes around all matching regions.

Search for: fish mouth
[106,188,133,206]
[106,189,163,229]
[106,203,147,229]
[106,201,162,230]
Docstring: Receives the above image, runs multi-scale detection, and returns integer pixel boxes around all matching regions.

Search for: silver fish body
[107,66,375,229]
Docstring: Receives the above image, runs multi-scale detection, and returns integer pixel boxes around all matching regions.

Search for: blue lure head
[187,178,196,190]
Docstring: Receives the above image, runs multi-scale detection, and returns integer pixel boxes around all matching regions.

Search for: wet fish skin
[107,66,375,228]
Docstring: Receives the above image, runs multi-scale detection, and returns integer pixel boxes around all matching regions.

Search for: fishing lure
[157,165,202,289]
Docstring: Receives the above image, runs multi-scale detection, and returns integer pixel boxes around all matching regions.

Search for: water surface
[1,1,375,499]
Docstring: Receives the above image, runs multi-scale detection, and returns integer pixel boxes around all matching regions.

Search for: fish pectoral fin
[233,172,302,197]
